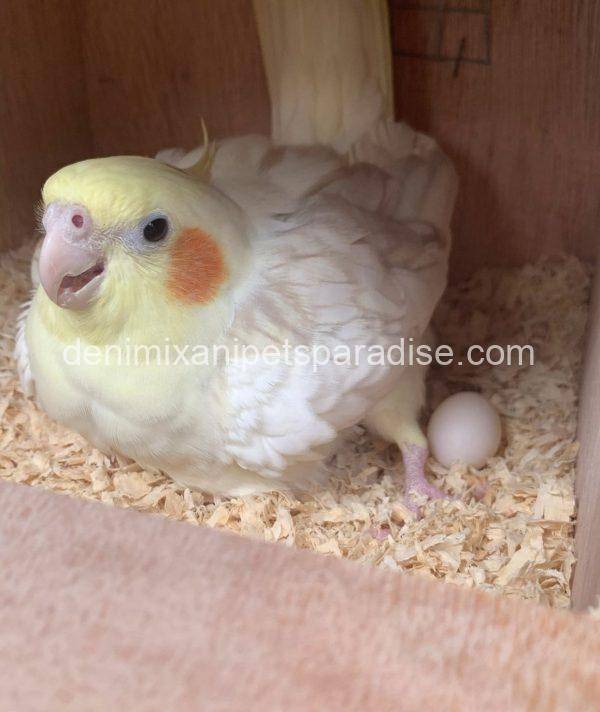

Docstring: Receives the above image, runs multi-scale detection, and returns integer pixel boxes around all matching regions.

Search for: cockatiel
[15,0,458,509]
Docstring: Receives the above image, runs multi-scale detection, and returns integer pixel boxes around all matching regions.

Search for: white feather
[195,133,456,479]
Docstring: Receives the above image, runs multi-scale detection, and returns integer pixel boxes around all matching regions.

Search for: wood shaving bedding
[0,242,590,608]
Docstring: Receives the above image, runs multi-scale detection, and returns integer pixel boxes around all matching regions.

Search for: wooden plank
[391,0,600,280]
[0,0,269,251]
[0,0,92,251]
[1,479,600,709]
[4,0,599,279]
[82,0,270,156]
[573,253,600,610]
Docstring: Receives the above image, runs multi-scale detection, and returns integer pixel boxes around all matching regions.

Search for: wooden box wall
[2,0,598,280]
[0,0,270,252]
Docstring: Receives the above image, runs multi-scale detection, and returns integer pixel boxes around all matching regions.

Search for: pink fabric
[0,480,598,711]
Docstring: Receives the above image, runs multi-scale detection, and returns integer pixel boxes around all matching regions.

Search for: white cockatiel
[16,0,458,508]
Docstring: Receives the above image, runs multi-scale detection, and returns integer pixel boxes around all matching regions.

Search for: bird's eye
[143,217,169,242]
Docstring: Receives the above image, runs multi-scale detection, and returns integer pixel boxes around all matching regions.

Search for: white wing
[160,126,456,479]
[214,171,448,477]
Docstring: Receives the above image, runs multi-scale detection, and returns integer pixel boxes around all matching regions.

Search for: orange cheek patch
[167,228,227,304]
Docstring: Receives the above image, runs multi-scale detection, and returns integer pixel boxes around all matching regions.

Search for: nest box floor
[0,244,590,608]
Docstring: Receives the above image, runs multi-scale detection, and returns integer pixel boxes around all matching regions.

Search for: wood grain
[0,0,270,252]
[391,0,600,280]
[0,0,92,251]
[573,252,600,610]
[82,0,270,156]
[2,0,599,276]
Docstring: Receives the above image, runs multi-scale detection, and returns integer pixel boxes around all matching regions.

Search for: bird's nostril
[71,214,84,228]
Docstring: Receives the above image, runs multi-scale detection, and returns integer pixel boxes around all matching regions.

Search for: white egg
[427,392,501,468]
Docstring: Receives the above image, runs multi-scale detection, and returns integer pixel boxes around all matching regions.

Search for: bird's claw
[401,442,450,517]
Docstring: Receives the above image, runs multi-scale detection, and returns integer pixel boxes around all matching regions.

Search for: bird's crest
[186,119,216,181]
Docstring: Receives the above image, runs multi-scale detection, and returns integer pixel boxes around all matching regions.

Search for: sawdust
[0,242,590,608]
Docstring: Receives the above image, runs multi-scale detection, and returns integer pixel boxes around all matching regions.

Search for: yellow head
[37,156,249,344]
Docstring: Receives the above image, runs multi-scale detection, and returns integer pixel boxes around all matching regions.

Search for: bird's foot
[401,442,449,515]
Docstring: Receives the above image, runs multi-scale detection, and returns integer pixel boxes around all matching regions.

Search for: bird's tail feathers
[253,0,393,153]
[253,0,458,236]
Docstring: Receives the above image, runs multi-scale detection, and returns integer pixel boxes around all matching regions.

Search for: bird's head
[37,156,249,342]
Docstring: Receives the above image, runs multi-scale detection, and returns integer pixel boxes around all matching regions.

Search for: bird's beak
[38,203,106,310]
